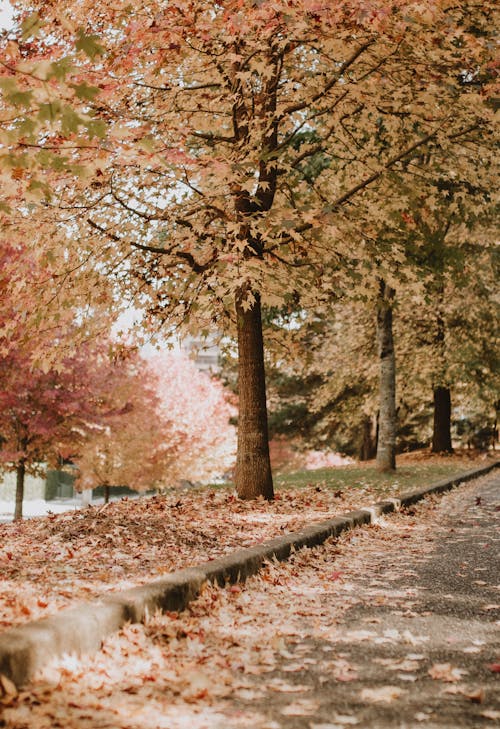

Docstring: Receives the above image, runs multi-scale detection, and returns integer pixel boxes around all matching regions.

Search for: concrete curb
[1,460,498,687]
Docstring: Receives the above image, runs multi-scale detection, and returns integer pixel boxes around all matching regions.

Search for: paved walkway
[231,472,500,728]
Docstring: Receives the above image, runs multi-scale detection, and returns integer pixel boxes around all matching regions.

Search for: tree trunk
[431,386,453,453]
[359,415,377,461]
[104,483,110,503]
[376,281,396,472]
[14,460,26,521]
[493,399,499,451]
[235,289,274,500]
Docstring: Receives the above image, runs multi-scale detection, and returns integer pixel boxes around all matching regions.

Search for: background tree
[151,351,237,485]
[75,350,236,499]
[4,0,497,498]
[0,334,135,519]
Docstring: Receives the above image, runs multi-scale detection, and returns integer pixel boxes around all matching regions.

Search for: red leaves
[74,350,236,495]
[327,571,343,581]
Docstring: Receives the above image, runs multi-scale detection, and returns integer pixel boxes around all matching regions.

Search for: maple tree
[0,244,139,519]
[398,244,499,452]
[75,350,236,500]
[262,228,497,460]
[0,236,143,520]
[261,298,377,458]
[0,7,109,212]
[2,0,497,498]
[375,280,396,470]
[149,350,237,485]
[0,337,126,520]
[71,353,164,502]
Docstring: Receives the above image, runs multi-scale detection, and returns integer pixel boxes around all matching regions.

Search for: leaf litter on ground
[1,474,498,728]
[0,480,408,628]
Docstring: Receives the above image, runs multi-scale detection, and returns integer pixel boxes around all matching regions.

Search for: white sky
[0,0,13,32]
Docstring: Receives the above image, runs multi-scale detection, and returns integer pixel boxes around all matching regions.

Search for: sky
[0,1,13,32]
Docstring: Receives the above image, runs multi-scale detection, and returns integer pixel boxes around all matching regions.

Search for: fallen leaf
[330,716,359,726]
[480,710,500,720]
[269,679,310,693]
[414,712,432,722]
[428,663,467,682]
[360,686,405,703]
[0,673,18,702]
[402,630,429,646]
[347,630,376,641]
[328,571,343,581]
[281,698,319,716]
[463,687,484,703]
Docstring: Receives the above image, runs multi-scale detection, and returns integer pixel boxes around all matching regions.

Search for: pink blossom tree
[73,350,236,500]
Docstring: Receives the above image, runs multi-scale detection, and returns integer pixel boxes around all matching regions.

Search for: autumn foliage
[0,0,497,496]
[74,350,236,495]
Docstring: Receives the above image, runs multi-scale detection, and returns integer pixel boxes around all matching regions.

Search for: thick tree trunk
[14,460,26,521]
[431,386,453,453]
[376,282,396,472]
[235,289,274,500]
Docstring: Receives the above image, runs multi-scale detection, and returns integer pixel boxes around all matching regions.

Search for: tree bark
[14,459,26,521]
[376,281,397,472]
[431,386,453,453]
[359,415,377,461]
[235,289,274,500]
[104,483,110,503]
[493,399,499,451]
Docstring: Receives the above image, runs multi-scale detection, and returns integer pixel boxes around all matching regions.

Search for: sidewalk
[1,471,499,728]
[0,498,81,524]
[242,470,499,729]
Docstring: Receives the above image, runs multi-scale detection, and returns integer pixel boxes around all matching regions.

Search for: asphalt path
[228,472,500,728]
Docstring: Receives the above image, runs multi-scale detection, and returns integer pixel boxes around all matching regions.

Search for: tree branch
[279,41,372,120]
[87,219,215,274]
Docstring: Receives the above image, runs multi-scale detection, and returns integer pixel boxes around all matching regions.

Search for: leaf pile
[1,482,379,628]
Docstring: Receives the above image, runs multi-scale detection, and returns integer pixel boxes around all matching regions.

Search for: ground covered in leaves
[0,455,488,630]
[1,469,499,728]
[0,482,374,628]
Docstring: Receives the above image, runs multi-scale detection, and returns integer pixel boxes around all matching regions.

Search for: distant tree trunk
[376,281,396,472]
[104,483,110,503]
[493,399,499,450]
[359,415,377,461]
[432,386,453,453]
[235,288,274,500]
[14,459,26,521]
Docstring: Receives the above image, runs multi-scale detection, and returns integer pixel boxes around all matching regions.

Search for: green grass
[200,455,487,496]
[274,460,481,495]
